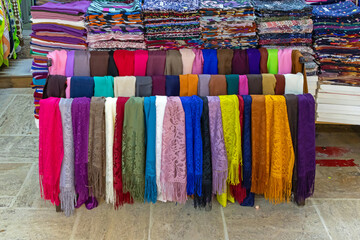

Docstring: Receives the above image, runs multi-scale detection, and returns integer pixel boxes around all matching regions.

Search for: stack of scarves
[199,0,257,49]
[305,0,349,4]
[142,0,201,49]
[85,0,145,50]
[39,93,316,216]
[313,1,360,78]
[30,1,90,123]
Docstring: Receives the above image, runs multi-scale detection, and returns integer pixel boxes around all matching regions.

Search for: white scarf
[114,76,136,97]
[284,73,304,94]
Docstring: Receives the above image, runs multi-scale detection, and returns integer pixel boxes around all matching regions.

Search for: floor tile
[0,163,32,196]
[0,88,33,95]
[0,136,38,161]
[0,197,13,208]
[0,95,14,114]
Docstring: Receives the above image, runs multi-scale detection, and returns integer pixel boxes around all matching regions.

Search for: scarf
[179,74,198,96]
[114,50,135,76]
[155,96,167,202]
[74,50,90,76]
[291,50,308,93]
[161,97,187,203]
[108,51,119,77]
[48,50,67,76]
[226,74,239,95]
[262,74,277,95]
[105,97,117,204]
[267,49,279,74]
[259,48,269,73]
[114,76,136,97]
[165,75,180,96]
[192,49,203,74]
[278,49,292,74]
[247,75,263,94]
[217,49,233,74]
[296,94,316,205]
[146,50,166,76]
[239,75,249,95]
[202,49,218,74]
[70,76,94,98]
[113,97,133,208]
[232,49,249,75]
[207,96,228,195]
[94,76,114,97]
[90,51,109,77]
[194,96,212,209]
[43,75,67,99]
[264,95,295,204]
[284,73,304,94]
[59,98,76,216]
[65,50,74,77]
[275,74,285,95]
[39,97,63,206]
[66,77,71,98]
[247,49,261,74]
[135,76,152,97]
[72,97,97,209]
[144,97,157,203]
[152,76,166,96]
[122,97,146,202]
[209,75,227,96]
[87,97,106,201]
[134,50,148,76]
[180,49,195,74]
[165,50,183,75]
[198,74,211,97]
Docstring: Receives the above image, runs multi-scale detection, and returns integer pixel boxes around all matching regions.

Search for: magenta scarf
[239,75,249,95]
[278,49,292,74]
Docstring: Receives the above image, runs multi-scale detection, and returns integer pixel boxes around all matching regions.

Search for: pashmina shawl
[88,97,106,200]
[47,50,67,76]
[262,74,277,95]
[207,96,228,195]
[144,97,157,203]
[43,75,67,99]
[209,75,227,96]
[259,48,269,73]
[284,73,304,94]
[113,97,133,208]
[155,96,167,202]
[39,97,63,206]
[275,74,285,95]
[134,50,148,76]
[147,50,166,76]
[217,49,234,75]
[296,94,316,205]
[122,97,146,202]
[114,76,136,97]
[192,49,204,74]
[226,75,239,95]
[59,98,76,216]
[135,76,152,97]
[198,74,211,97]
[165,50,183,75]
[232,49,249,75]
[267,49,279,74]
[165,75,180,96]
[247,74,263,94]
[108,51,119,77]
[202,49,218,74]
[180,49,195,74]
[70,76,94,98]
[114,50,135,76]
[179,74,198,96]
[90,51,109,77]
[247,48,261,74]
[278,49,292,74]
[74,51,90,76]
[292,50,308,93]
[264,95,295,204]
[94,76,114,97]
[152,76,166,96]
[161,97,187,203]
[65,50,74,77]
[239,75,249,95]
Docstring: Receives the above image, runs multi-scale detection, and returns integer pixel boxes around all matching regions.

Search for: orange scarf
[179,74,199,96]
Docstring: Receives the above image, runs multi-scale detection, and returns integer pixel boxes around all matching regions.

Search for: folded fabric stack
[307,76,319,97]
[143,0,201,49]
[199,0,257,49]
[85,0,145,50]
[30,1,90,122]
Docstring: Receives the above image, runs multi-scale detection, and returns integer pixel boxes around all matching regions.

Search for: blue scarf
[202,49,218,74]
[165,75,180,96]
[70,76,94,98]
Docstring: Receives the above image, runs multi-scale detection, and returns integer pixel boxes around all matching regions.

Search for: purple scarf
[247,49,261,74]
[65,50,75,77]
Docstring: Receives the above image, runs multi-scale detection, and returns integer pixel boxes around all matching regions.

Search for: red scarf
[113,50,135,76]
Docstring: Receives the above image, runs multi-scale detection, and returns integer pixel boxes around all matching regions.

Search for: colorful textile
[94,76,114,97]
[179,74,198,96]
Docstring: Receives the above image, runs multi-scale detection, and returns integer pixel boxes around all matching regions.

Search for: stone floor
[0,88,359,240]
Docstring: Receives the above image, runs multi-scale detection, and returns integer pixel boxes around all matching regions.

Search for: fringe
[163,181,187,204]
[106,180,114,204]
[264,176,292,205]
[230,184,247,204]
[59,187,77,217]
[40,175,60,206]
[295,170,316,205]
[186,173,194,195]
[213,170,228,195]
[144,175,157,204]
[195,175,202,197]
[123,175,145,202]
[88,167,104,200]
[228,162,240,185]
[194,181,212,210]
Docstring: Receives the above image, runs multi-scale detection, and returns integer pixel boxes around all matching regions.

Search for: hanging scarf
[114,76,136,97]
[114,50,135,76]
[43,75,67,99]
[284,73,304,94]
[66,77,71,98]
[155,96,167,202]
[74,50,90,76]
[278,49,292,74]
[165,50,183,75]
[113,97,133,208]
[226,75,239,95]
[161,97,187,203]
[209,75,227,96]
[65,50,75,77]
[94,76,114,97]
[247,74,263,94]
[108,51,119,77]
[296,94,316,205]
[72,97,97,209]
[135,76,152,97]
[47,50,67,76]
[207,96,228,195]
[152,76,166,96]
[247,48,261,74]
[267,49,279,74]
[198,74,211,97]
[192,49,203,74]
[239,75,249,95]
[39,97,63,206]
[275,74,285,95]
[165,75,180,96]
[179,74,198,96]
[232,49,249,75]
[87,97,106,200]
[105,97,117,204]
[259,48,269,73]
[144,96,157,203]
[122,97,146,202]
[262,74,277,95]
[194,96,212,209]
[180,49,195,74]
[264,95,295,204]
[134,50,148,76]
[291,50,308,93]
[59,98,76,216]
[90,51,109,77]
[70,76,94,98]
[146,50,166,76]
[217,49,233,75]
[202,49,218,74]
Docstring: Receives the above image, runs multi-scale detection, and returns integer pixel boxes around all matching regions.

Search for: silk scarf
[259,48,269,73]
[275,74,285,95]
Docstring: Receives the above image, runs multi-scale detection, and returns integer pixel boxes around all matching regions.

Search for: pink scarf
[278,49,292,74]
[134,50,148,76]
[239,75,249,95]
[192,49,204,74]
[180,49,195,74]
[65,77,71,98]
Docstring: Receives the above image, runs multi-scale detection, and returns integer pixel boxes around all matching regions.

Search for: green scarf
[267,49,279,75]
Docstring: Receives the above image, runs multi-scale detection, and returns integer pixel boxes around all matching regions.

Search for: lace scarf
[113,97,133,208]
[160,97,187,203]
[122,97,146,202]
[207,96,228,195]
[59,98,77,216]
[144,96,157,203]
[39,97,63,206]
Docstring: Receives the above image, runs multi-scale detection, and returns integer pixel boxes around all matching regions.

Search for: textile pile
[142,0,201,49]
[85,0,145,50]
[199,0,257,49]
[30,1,90,121]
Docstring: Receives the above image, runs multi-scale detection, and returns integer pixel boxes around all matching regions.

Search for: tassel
[213,170,228,195]
[60,187,77,217]
[295,170,315,205]
[186,173,194,195]
[228,162,240,185]
[195,174,202,197]
[144,175,157,203]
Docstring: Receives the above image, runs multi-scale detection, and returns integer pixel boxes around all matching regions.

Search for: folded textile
[147,50,166,76]
[180,49,196,74]
[209,75,227,96]
[267,49,279,74]
[114,76,136,97]
[114,50,135,76]
[232,50,249,75]
[152,76,166,95]
[217,49,234,75]
[284,73,304,94]
[226,75,239,95]
[275,74,286,95]
[179,74,199,96]
[262,74,276,95]
[192,49,204,74]
[247,74,263,94]
[136,76,152,97]
[165,75,180,96]
[90,51,109,77]
[165,50,183,76]
[48,50,67,76]
[198,74,211,96]
[43,75,67,99]
[70,76,94,98]
[203,49,218,74]
[239,75,249,95]
[94,76,114,97]
[278,49,293,74]
[247,49,261,74]
[74,51,91,76]
[134,50,148,76]
[65,50,75,77]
